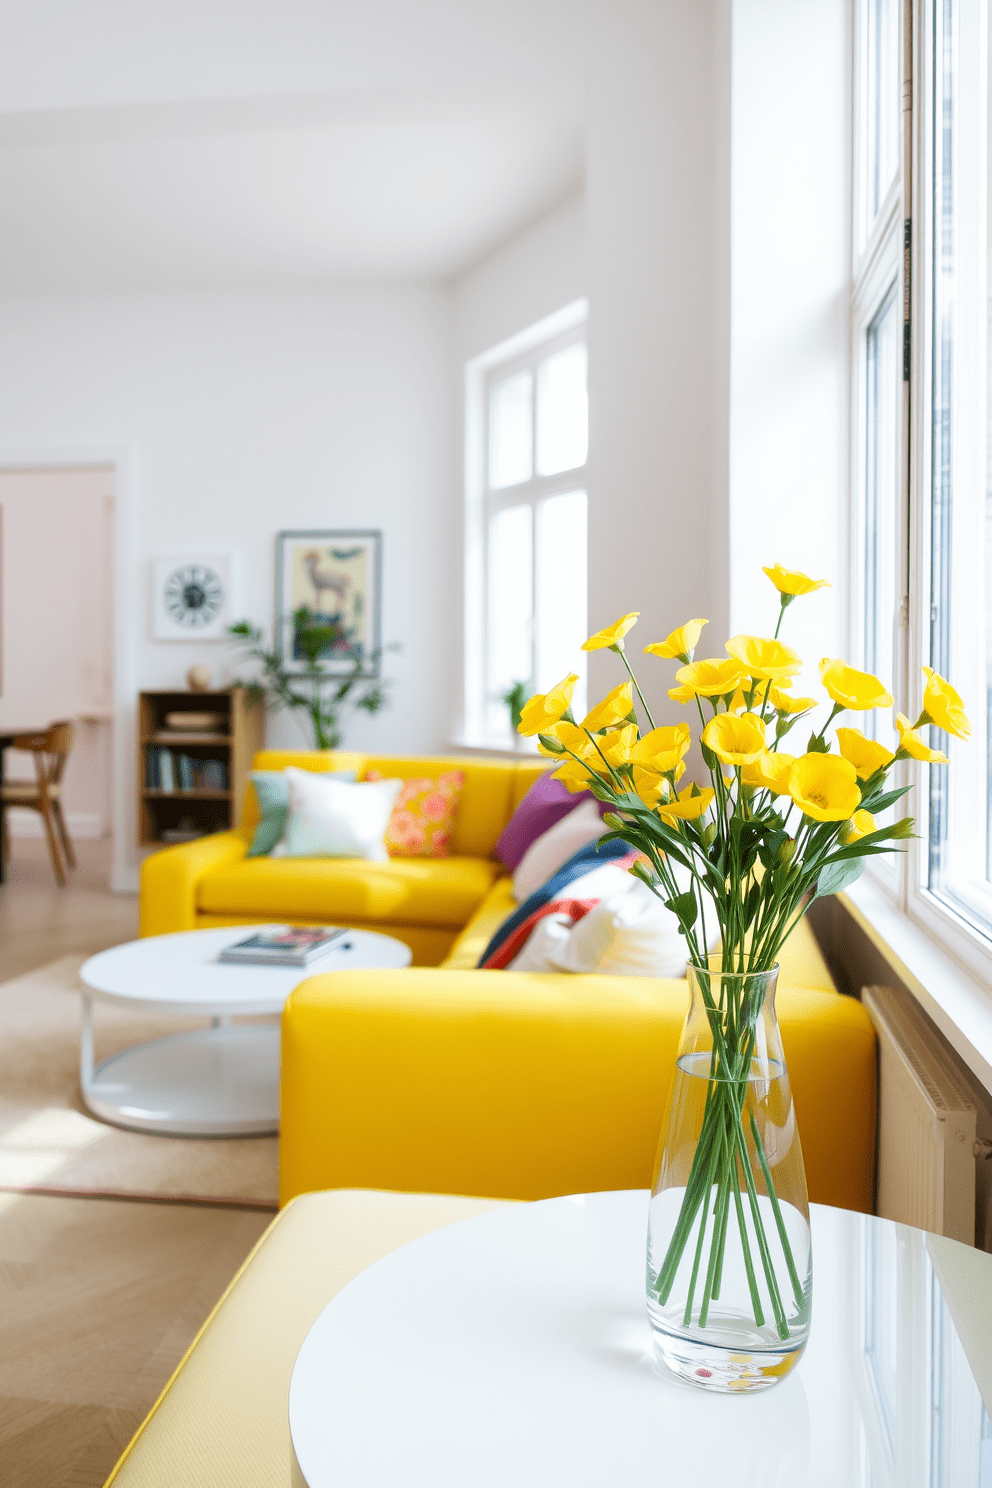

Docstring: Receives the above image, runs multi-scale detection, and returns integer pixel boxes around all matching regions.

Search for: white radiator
[862,984,978,1245]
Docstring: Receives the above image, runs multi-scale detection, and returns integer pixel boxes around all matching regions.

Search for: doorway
[0,466,115,868]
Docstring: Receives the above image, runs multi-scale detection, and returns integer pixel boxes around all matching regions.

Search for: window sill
[449,737,541,762]
[840,876,992,1097]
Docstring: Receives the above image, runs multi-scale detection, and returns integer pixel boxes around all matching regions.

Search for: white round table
[289,1189,992,1487]
[78,925,411,1137]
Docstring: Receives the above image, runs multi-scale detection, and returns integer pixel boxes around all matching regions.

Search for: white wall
[454,195,586,365]
[728,0,851,710]
[584,0,733,724]
[0,285,457,885]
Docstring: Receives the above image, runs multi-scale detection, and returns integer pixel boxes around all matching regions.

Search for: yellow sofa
[140,749,877,1217]
[140,749,551,965]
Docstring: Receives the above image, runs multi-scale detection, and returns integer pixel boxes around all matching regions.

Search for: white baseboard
[4,809,106,840]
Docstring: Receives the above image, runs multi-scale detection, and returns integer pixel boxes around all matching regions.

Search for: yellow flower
[767,685,816,715]
[895,713,949,764]
[668,684,696,705]
[701,711,767,765]
[741,750,796,795]
[657,784,715,826]
[551,759,597,793]
[675,657,747,697]
[630,723,692,773]
[835,727,895,779]
[582,612,640,652]
[517,673,579,736]
[818,658,893,711]
[921,667,971,740]
[597,724,639,768]
[763,564,830,597]
[582,682,635,733]
[840,809,876,845]
[633,762,685,807]
[725,635,802,682]
[644,618,709,663]
[789,753,862,822]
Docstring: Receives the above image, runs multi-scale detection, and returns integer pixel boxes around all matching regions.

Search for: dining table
[0,726,45,883]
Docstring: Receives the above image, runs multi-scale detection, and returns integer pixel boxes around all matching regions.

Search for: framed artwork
[152,554,239,640]
[275,530,382,676]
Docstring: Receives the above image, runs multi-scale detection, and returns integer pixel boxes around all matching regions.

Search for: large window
[854,0,992,977]
[464,306,588,747]
[910,0,992,970]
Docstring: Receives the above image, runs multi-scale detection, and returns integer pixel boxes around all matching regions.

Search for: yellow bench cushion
[197,845,503,929]
[105,1190,508,1488]
[280,967,875,1213]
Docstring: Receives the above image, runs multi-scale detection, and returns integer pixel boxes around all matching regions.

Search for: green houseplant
[228,609,392,750]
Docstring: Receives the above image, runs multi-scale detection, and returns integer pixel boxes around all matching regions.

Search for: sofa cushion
[197,847,503,928]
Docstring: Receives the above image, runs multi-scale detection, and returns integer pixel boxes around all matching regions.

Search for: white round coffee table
[78,925,411,1137]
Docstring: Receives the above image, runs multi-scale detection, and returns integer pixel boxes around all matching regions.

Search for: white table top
[289,1189,992,1488]
[79,925,412,1017]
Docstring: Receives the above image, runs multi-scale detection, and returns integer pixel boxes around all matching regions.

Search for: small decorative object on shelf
[519,565,971,1392]
[137,687,263,847]
[187,664,213,692]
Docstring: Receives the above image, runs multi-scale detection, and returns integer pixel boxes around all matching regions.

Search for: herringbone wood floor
[0,840,272,1486]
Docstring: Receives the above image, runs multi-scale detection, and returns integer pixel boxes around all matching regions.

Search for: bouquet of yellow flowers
[517,563,971,1386]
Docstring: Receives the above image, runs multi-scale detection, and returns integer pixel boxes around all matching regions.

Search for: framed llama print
[275,530,382,677]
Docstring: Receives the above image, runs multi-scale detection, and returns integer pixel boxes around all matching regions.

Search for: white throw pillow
[511,799,608,902]
[275,768,403,861]
[507,876,721,977]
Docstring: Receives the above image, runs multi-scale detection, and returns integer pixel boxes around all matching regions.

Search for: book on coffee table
[218,926,349,967]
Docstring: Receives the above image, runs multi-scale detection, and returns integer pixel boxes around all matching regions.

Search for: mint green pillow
[247,769,356,857]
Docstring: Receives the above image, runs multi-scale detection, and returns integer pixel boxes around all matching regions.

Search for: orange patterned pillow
[363,769,465,858]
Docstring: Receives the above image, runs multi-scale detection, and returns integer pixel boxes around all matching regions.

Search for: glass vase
[646,959,812,1392]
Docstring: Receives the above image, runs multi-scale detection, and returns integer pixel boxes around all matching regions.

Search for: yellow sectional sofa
[140,749,550,964]
[140,749,877,1217]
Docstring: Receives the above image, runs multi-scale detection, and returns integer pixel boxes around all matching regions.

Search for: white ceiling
[0,2,590,293]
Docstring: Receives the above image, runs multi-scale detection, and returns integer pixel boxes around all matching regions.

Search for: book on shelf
[218,925,350,967]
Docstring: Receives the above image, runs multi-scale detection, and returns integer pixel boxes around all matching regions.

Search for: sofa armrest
[280,969,876,1213]
[140,830,249,936]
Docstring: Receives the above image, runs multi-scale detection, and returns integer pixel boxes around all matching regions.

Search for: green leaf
[861,784,912,814]
[806,732,830,754]
[665,892,698,930]
[815,858,866,898]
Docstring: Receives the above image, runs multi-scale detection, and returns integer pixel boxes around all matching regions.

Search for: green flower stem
[618,648,657,732]
[732,1152,765,1326]
[681,1130,723,1326]
[733,1117,789,1339]
[699,1127,732,1325]
[750,1111,806,1307]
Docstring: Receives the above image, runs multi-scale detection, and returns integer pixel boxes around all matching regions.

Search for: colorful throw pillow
[493,772,599,870]
[364,769,465,858]
[247,768,356,857]
[276,769,403,861]
[511,799,607,902]
[477,838,639,967]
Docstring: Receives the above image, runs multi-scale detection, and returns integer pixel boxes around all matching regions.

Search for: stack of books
[146,748,228,792]
[218,926,350,967]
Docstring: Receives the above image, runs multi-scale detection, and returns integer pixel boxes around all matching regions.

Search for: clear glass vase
[646,959,812,1392]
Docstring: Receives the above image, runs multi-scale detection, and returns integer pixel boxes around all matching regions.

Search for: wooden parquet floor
[0,839,272,1485]
[0,1192,270,1487]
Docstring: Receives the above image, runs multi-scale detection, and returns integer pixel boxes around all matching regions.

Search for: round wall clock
[153,554,238,641]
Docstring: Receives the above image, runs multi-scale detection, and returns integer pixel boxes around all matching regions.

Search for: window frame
[851,0,910,904]
[461,301,588,750]
[902,0,992,983]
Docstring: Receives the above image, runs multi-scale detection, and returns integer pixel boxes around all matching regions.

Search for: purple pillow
[494,773,599,870]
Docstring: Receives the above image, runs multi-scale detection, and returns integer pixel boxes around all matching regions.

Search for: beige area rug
[0,956,278,1208]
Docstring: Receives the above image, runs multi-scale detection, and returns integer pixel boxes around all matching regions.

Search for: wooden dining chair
[0,721,76,885]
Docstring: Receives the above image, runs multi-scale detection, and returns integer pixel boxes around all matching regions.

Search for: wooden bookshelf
[138,688,264,847]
